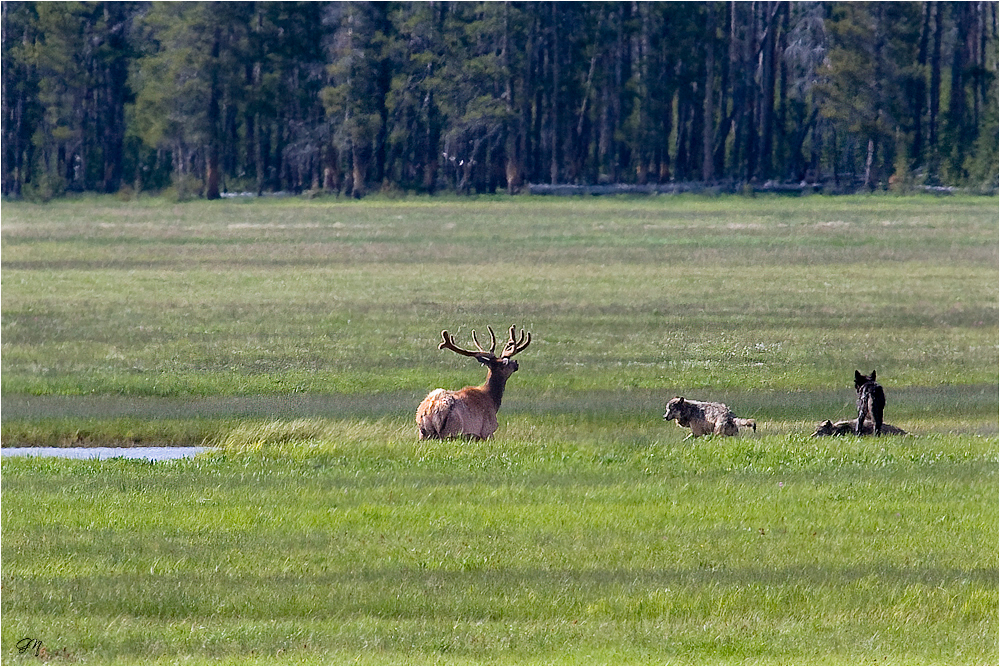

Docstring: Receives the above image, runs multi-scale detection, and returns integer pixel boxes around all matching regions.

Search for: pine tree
[1,1,43,197]
[321,1,394,198]
[819,2,922,188]
[132,2,253,198]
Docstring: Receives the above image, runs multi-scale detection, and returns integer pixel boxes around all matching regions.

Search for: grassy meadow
[1,194,997,664]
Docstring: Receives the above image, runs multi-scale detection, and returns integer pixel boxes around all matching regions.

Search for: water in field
[1,447,215,461]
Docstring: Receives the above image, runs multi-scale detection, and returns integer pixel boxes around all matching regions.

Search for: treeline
[2,1,997,200]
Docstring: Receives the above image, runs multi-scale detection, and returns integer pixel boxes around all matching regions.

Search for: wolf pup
[663,396,757,439]
[854,370,886,436]
[812,418,906,437]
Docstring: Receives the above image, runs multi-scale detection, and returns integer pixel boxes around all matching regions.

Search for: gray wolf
[663,396,757,438]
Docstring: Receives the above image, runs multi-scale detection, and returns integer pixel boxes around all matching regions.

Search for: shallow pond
[1,447,216,461]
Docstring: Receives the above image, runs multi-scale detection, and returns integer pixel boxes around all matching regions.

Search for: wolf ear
[854,370,864,384]
[676,397,685,405]
[870,370,876,381]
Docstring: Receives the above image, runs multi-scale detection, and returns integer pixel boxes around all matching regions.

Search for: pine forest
[2,1,997,200]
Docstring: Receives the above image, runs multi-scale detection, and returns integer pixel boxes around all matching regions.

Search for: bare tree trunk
[911,1,931,167]
[351,145,366,198]
[775,2,789,178]
[929,1,944,176]
[549,2,560,185]
[206,145,220,199]
[323,142,340,193]
[503,2,522,195]
[949,3,969,151]
[758,1,777,180]
[702,4,716,182]
[863,137,875,189]
[205,27,222,200]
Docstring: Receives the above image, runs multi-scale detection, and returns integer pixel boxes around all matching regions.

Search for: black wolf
[854,370,886,436]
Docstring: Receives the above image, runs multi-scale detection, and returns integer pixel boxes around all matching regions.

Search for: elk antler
[500,325,531,358]
[438,326,498,358]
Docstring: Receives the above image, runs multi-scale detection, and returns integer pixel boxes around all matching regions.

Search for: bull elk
[416,325,531,439]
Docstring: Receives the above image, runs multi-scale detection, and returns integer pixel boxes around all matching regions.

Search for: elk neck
[479,367,509,410]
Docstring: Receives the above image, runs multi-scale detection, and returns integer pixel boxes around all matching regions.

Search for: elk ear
[474,353,493,365]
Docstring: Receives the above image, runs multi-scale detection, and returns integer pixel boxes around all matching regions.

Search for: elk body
[416,325,531,439]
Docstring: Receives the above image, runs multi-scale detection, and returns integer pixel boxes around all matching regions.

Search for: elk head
[438,324,531,383]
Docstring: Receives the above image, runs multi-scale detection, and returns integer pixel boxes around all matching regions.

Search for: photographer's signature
[17,637,44,657]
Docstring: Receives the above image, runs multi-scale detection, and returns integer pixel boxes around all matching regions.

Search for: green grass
[2,193,997,663]
[2,194,996,397]
[2,433,996,664]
